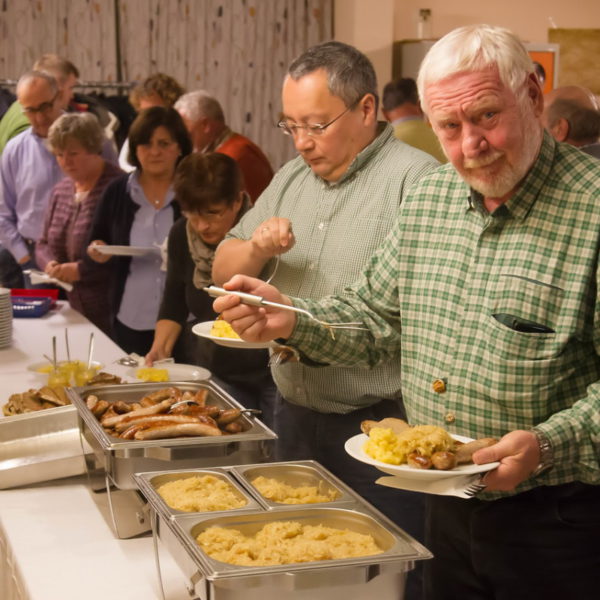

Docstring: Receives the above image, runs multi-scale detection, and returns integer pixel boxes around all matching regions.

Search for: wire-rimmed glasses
[277,102,357,137]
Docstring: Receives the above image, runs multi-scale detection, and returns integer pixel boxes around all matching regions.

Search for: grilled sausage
[224,421,243,434]
[101,399,172,427]
[86,395,99,410]
[407,452,432,469]
[91,399,110,418]
[361,417,411,436]
[431,451,457,470]
[113,413,200,433]
[134,421,223,440]
[194,389,208,406]
[216,408,242,426]
[455,438,498,464]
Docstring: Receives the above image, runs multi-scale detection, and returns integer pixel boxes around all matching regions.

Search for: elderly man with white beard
[213,24,600,600]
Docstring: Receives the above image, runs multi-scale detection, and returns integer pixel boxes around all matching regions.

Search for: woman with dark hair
[86,106,192,353]
[119,73,186,173]
[145,152,275,416]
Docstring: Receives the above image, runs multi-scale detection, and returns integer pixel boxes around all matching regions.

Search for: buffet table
[0,303,190,600]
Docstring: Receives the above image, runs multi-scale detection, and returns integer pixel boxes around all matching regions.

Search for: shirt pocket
[484,273,564,361]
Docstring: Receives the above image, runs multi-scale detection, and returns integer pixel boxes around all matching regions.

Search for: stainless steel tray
[231,460,355,510]
[140,461,431,599]
[68,381,277,490]
[68,381,276,539]
[0,405,85,489]
[163,506,430,600]
[133,467,263,522]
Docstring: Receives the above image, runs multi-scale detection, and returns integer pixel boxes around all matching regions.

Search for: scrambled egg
[364,425,454,465]
[251,475,339,504]
[197,520,382,566]
[157,475,247,512]
[210,319,240,339]
[135,367,169,382]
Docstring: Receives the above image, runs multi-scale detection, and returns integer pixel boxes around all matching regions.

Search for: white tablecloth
[0,303,190,599]
[0,301,130,398]
[0,475,191,600]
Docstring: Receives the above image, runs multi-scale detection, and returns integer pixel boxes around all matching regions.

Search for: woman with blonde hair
[36,112,122,333]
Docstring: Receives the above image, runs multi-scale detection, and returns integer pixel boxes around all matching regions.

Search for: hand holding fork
[208,274,368,343]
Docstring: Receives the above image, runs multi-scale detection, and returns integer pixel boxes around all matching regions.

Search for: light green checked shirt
[289,132,600,494]
[225,123,438,413]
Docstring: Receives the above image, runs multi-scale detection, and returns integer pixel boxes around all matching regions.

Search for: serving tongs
[115,353,174,367]
[169,398,261,415]
[204,285,368,339]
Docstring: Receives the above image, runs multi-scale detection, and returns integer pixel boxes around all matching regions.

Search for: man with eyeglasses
[0,54,79,154]
[0,70,117,289]
[212,40,438,600]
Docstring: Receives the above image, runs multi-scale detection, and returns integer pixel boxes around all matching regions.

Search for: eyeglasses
[183,206,232,223]
[277,103,357,137]
[21,92,59,116]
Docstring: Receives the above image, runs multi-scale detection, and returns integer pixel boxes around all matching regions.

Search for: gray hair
[16,70,58,97]
[47,112,105,155]
[546,99,600,145]
[174,90,225,123]
[288,41,378,109]
[417,24,535,114]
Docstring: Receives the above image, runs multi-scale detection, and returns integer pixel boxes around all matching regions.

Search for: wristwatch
[530,428,554,477]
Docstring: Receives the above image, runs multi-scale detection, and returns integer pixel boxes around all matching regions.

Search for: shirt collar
[466,130,556,221]
[126,170,175,207]
[323,121,393,186]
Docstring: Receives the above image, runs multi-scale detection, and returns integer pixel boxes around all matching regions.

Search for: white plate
[344,433,500,481]
[126,363,211,382]
[192,321,274,350]
[91,244,157,257]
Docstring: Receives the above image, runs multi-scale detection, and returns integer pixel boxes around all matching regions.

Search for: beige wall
[334,0,395,104]
[392,0,600,44]
[334,0,600,99]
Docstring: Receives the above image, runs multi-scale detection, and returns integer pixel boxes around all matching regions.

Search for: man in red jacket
[175,90,273,204]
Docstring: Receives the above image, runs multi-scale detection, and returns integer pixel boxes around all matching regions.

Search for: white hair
[174,90,225,123]
[417,24,535,114]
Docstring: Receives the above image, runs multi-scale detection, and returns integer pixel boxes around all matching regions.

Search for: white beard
[462,109,543,199]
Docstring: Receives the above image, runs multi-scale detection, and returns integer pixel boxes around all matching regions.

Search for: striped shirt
[226,123,438,413]
[289,132,600,495]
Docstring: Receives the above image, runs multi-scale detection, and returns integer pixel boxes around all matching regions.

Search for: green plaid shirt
[290,132,600,495]
[226,124,437,412]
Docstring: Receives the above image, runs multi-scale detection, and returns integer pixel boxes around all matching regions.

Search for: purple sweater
[36,161,123,333]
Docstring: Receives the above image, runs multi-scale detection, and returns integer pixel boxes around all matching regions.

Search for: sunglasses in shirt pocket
[492,313,555,334]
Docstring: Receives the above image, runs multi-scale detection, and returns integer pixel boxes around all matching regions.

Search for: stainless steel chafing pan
[133,467,262,521]
[231,460,354,509]
[162,506,431,600]
[68,381,276,538]
[0,405,85,489]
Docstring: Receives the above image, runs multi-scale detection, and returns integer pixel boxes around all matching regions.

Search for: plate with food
[345,418,499,481]
[192,320,274,349]
[127,363,211,382]
[90,244,158,257]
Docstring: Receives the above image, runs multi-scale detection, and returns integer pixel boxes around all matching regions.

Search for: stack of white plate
[0,287,13,349]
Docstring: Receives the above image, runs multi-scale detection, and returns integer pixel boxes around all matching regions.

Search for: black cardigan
[84,174,181,320]
[158,216,270,385]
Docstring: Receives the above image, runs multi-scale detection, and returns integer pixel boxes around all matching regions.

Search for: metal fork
[204,286,369,339]
[463,476,487,498]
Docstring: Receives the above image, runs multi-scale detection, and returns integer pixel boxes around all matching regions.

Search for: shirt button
[318,222,325,230]
[432,378,446,393]
[308,263,315,270]
[444,412,456,424]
